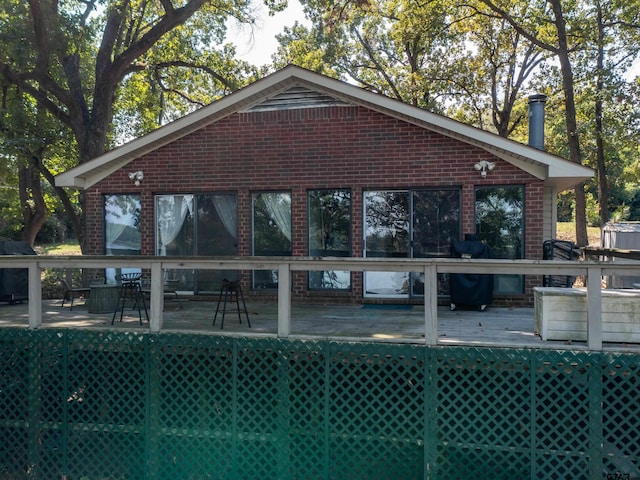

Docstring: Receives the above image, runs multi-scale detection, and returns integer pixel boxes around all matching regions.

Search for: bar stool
[112,273,148,325]
[213,279,251,329]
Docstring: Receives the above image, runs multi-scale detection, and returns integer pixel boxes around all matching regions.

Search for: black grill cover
[450,235,493,307]
[0,240,37,302]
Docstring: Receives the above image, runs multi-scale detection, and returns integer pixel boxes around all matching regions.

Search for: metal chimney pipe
[528,94,547,150]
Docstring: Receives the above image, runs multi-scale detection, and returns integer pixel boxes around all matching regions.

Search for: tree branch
[476,0,558,54]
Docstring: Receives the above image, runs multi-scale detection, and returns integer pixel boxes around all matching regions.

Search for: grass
[34,241,82,256]
[555,222,601,246]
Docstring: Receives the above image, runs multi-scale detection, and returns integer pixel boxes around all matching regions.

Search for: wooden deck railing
[2,255,640,351]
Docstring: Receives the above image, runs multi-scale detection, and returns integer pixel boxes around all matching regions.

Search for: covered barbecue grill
[450,234,493,311]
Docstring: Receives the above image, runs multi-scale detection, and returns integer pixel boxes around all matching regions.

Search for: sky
[225,0,308,67]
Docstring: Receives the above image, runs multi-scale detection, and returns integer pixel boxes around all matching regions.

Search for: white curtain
[262,193,291,241]
[212,195,238,242]
[157,195,194,255]
[105,222,127,252]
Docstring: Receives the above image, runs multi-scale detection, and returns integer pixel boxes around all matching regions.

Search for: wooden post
[277,263,291,338]
[149,262,164,332]
[586,266,602,351]
[423,264,438,345]
[28,263,41,328]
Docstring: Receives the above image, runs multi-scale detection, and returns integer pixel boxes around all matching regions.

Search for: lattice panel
[327,343,425,479]
[64,331,148,479]
[284,341,326,479]
[151,334,235,479]
[432,347,532,479]
[234,338,287,479]
[1,327,639,479]
[602,353,640,477]
[0,330,31,477]
[533,350,592,479]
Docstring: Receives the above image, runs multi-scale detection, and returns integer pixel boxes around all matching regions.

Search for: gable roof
[55,65,592,191]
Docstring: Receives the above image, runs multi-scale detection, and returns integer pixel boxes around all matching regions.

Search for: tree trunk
[38,164,85,250]
[595,1,609,227]
[549,0,589,246]
[18,162,47,247]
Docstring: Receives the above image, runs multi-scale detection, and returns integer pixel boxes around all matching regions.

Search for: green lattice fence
[0,328,638,479]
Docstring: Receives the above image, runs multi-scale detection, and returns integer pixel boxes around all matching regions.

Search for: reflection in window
[363,189,461,297]
[252,192,291,289]
[104,194,141,283]
[411,189,460,296]
[364,191,410,296]
[475,186,524,294]
[308,190,351,290]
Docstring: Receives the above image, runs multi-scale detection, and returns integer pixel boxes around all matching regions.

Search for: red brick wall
[85,106,546,304]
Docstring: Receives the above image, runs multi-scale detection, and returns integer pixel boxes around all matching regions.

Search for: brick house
[55,65,592,305]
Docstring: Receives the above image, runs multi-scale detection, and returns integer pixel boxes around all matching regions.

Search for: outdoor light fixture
[474,160,495,178]
[128,170,144,186]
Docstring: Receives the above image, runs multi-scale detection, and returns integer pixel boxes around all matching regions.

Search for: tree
[446,8,548,137]
[0,0,280,249]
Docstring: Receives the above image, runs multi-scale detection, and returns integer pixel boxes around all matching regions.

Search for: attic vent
[245,86,351,112]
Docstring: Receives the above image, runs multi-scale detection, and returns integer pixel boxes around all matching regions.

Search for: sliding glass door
[363,189,460,298]
[155,193,237,292]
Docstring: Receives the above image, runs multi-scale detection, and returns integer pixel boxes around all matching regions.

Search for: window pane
[196,194,238,291]
[364,191,409,296]
[475,186,524,294]
[104,194,141,283]
[155,195,193,256]
[308,190,351,290]
[412,189,460,258]
[252,192,291,289]
[412,189,460,296]
[196,194,238,256]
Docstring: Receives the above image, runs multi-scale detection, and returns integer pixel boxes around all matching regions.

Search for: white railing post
[28,262,42,328]
[149,262,163,332]
[586,266,602,351]
[277,263,291,338]
[423,264,438,345]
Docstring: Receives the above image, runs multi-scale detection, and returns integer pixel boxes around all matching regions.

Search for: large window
[363,189,460,297]
[475,186,524,294]
[155,193,237,292]
[252,192,291,289]
[104,194,141,283]
[308,190,351,290]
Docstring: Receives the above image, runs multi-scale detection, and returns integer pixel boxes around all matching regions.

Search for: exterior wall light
[474,160,495,178]
[128,171,144,186]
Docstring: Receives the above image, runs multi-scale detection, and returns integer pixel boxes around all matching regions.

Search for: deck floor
[1,298,638,352]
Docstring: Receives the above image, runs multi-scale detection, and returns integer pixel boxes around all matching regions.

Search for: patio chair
[59,277,91,310]
[140,275,184,310]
